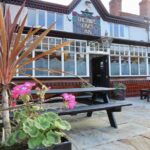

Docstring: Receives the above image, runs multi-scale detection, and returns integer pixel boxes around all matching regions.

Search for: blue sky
[41,0,141,15]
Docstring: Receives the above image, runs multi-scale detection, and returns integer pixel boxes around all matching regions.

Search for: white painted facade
[6,1,149,42]
[2,0,150,79]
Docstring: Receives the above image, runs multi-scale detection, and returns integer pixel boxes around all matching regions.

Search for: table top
[32,87,115,94]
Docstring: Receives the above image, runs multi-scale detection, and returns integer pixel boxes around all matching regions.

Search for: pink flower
[62,93,77,109]
[11,82,35,99]
[62,93,70,101]
[67,100,77,109]
[24,82,36,89]
[19,85,31,95]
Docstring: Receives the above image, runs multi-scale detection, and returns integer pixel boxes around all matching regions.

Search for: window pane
[19,54,32,76]
[28,9,36,26]
[64,53,75,76]
[77,54,86,75]
[121,57,129,75]
[140,58,146,75]
[49,52,62,76]
[56,13,63,30]
[110,23,113,36]
[38,10,45,26]
[47,12,55,28]
[114,24,119,37]
[35,52,48,76]
[131,57,138,75]
[120,25,124,37]
[111,56,119,75]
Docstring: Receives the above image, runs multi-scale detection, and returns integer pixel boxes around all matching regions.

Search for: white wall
[63,14,73,32]
[64,0,101,33]
[5,2,149,43]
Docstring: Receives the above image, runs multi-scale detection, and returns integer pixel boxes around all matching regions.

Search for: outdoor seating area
[36,87,131,128]
[64,97,150,150]
[1,0,150,149]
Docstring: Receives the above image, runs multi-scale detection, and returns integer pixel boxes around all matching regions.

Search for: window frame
[27,8,64,31]
[15,36,89,78]
[109,44,148,77]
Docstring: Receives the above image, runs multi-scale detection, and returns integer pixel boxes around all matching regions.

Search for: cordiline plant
[0,1,71,141]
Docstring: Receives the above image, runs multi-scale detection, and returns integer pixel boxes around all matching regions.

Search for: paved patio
[62,97,150,150]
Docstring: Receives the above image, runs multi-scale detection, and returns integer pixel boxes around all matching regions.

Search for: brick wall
[139,0,150,17]
[109,0,122,16]
[110,77,150,97]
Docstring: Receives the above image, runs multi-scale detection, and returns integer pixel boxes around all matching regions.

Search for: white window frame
[15,36,89,78]
[27,8,64,31]
[109,44,148,77]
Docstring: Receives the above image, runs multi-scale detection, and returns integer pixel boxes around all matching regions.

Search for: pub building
[1,0,150,97]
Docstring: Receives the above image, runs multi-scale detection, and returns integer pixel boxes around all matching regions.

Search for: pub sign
[73,10,100,36]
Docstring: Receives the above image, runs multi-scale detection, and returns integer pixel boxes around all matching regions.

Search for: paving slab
[65,97,150,150]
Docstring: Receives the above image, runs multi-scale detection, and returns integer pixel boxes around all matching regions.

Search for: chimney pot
[139,0,150,17]
[109,0,122,16]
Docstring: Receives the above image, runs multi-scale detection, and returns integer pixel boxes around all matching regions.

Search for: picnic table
[32,87,131,128]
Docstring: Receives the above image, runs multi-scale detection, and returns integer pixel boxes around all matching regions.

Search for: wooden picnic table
[32,87,131,128]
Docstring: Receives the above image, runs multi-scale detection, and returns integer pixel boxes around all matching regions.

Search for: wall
[6,1,149,43]
[110,77,150,97]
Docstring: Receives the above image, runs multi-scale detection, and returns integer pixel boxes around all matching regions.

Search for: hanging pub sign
[73,10,100,36]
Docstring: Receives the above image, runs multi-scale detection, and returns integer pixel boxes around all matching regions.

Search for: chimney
[139,0,150,17]
[109,0,122,16]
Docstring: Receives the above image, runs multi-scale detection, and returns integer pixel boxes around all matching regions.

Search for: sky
[41,0,141,15]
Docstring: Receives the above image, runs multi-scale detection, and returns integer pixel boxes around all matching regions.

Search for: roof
[0,0,147,28]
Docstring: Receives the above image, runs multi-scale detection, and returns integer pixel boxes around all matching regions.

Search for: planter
[114,88,126,100]
[0,138,71,150]
[36,138,71,150]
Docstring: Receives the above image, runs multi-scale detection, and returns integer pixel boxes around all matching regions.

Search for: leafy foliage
[113,82,126,98]
[5,107,71,149]
[113,82,126,89]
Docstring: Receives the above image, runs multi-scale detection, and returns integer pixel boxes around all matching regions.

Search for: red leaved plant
[0,1,72,141]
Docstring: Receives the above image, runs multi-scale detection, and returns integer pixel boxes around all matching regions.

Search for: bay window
[131,57,138,75]
[27,9,36,26]
[110,44,148,76]
[56,13,64,30]
[16,36,88,77]
[109,23,127,38]
[110,56,119,75]
[38,10,45,27]
[27,8,64,30]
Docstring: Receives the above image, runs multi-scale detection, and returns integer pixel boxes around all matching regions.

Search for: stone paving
[62,97,150,150]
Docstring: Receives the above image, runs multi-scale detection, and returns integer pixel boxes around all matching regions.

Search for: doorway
[91,55,109,87]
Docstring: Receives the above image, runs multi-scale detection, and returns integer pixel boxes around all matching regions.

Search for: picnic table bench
[32,87,132,128]
[140,89,150,102]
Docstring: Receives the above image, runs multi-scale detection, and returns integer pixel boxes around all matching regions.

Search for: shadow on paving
[63,97,150,150]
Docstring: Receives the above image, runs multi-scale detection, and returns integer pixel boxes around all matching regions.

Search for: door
[91,55,109,87]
